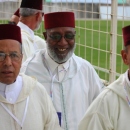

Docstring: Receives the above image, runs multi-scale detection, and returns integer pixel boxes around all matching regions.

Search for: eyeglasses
[48,33,76,42]
[0,52,22,62]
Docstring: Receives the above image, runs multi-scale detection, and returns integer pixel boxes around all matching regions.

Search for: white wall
[100,5,130,19]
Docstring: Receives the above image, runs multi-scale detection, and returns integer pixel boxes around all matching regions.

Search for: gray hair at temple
[20,8,41,17]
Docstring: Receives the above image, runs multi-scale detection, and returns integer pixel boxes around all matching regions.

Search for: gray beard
[34,22,41,31]
[47,43,76,64]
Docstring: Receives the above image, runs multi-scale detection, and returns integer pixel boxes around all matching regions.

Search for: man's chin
[0,79,15,85]
[47,47,74,63]
[54,55,69,63]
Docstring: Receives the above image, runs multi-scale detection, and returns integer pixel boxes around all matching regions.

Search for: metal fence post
[109,0,118,83]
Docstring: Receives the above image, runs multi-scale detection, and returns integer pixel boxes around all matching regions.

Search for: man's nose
[3,55,12,66]
[58,36,68,45]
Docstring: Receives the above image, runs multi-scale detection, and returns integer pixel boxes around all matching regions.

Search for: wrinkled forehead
[47,27,75,33]
[0,39,21,51]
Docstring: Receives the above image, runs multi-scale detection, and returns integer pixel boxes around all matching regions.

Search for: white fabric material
[0,82,6,97]
[34,35,46,49]
[0,76,22,103]
[0,73,63,130]
[58,65,66,82]
[78,70,130,130]
[17,22,46,63]
[20,49,103,130]
[0,96,29,128]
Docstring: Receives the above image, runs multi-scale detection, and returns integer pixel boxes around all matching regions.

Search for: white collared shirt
[45,51,70,78]
[0,76,23,104]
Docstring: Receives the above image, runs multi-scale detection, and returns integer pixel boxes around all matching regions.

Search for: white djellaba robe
[17,22,46,63]
[0,73,63,130]
[20,49,103,130]
[78,70,130,130]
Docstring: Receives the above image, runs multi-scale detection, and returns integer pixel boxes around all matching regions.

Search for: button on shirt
[0,76,23,104]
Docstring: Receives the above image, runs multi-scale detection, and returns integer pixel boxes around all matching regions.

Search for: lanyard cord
[0,96,29,129]
[42,54,65,100]
[42,53,68,130]
[51,74,57,101]
[42,54,56,100]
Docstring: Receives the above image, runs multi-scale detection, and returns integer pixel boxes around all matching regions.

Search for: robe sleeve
[78,112,112,130]
[78,89,114,130]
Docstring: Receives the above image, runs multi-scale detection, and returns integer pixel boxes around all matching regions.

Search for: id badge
[57,112,61,126]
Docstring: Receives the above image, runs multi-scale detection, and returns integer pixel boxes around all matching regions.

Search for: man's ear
[43,32,47,40]
[35,12,40,21]
[121,50,129,65]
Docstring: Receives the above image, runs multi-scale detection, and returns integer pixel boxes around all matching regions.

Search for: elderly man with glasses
[0,24,62,130]
[20,11,104,130]
[17,0,46,63]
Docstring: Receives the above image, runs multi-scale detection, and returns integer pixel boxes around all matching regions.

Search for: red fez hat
[0,24,22,43]
[14,8,20,17]
[44,12,75,29]
[122,25,130,46]
[20,0,43,11]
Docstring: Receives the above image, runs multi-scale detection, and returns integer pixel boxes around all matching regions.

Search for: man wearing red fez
[78,25,130,130]
[17,0,46,63]
[21,12,103,130]
[0,24,63,130]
